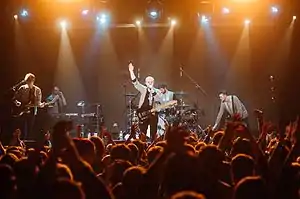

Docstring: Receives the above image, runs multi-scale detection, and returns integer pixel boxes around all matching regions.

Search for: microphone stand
[180,67,207,135]
[123,83,139,138]
[180,67,207,96]
[128,93,139,126]
[11,80,25,92]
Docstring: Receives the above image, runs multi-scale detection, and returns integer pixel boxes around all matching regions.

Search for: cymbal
[174,91,188,96]
[177,104,191,108]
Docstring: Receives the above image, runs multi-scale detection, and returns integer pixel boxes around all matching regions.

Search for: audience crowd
[0,112,300,199]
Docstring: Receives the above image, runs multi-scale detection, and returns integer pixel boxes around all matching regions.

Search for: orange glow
[229,0,259,2]
[171,19,177,26]
[40,0,85,2]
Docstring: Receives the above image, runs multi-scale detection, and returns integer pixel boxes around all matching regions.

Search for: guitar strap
[29,87,35,105]
[231,95,236,117]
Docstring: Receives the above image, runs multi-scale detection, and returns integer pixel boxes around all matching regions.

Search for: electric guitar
[137,100,177,122]
[12,102,52,117]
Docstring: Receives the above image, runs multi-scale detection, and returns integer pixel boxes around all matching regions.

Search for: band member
[46,86,67,115]
[156,84,174,136]
[157,83,174,104]
[14,73,43,139]
[128,63,159,141]
[212,90,248,131]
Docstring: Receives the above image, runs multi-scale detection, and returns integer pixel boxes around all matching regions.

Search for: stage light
[81,9,89,15]
[149,10,159,19]
[293,16,297,20]
[271,6,279,13]
[97,14,108,24]
[135,20,141,26]
[171,19,177,26]
[244,19,251,25]
[201,15,209,23]
[60,20,67,29]
[20,9,29,17]
[14,15,18,20]
[147,9,160,20]
[100,17,106,24]
[222,7,230,14]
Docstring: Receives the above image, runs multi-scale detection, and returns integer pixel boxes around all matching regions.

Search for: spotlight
[150,11,158,17]
[148,10,160,19]
[222,7,230,14]
[293,16,297,20]
[201,15,209,23]
[97,14,108,24]
[60,20,67,28]
[271,6,279,13]
[244,19,251,25]
[171,19,177,26]
[135,20,141,26]
[81,9,89,15]
[100,17,106,24]
[14,15,18,20]
[20,9,29,17]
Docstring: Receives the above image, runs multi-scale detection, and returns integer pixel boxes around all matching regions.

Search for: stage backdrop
[1,20,298,133]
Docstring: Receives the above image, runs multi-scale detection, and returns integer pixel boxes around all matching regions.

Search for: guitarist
[128,63,159,141]
[212,90,249,131]
[13,73,43,139]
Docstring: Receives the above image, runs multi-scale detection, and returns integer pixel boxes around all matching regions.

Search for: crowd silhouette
[0,114,300,199]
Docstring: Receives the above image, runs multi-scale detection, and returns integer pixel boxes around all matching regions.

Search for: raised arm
[128,63,145,92]
[128,63,137,81]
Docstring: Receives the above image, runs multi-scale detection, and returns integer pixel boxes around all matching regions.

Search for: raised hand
[128,63,134,71]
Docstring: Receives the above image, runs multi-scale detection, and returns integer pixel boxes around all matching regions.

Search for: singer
[128,62,159,141]
[13,73,43,139]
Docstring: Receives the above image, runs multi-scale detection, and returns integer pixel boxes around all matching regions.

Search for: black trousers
[15,113,35,140]
[139,113,158,142]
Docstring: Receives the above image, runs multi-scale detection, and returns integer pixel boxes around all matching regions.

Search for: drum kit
[125,91,205,138]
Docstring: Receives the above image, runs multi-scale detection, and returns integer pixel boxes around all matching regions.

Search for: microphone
[180,67,183,77]
[12,79,26,90]
[137,68,140,79]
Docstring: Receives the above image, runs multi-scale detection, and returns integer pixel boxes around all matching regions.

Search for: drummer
[157,83,175,104]
[156,84,175,135]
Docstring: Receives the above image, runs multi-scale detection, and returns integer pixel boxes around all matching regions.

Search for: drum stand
[123,84,139,140]
[96,104,101,136]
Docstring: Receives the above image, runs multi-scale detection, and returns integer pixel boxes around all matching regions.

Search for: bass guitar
[137,100,177,122]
